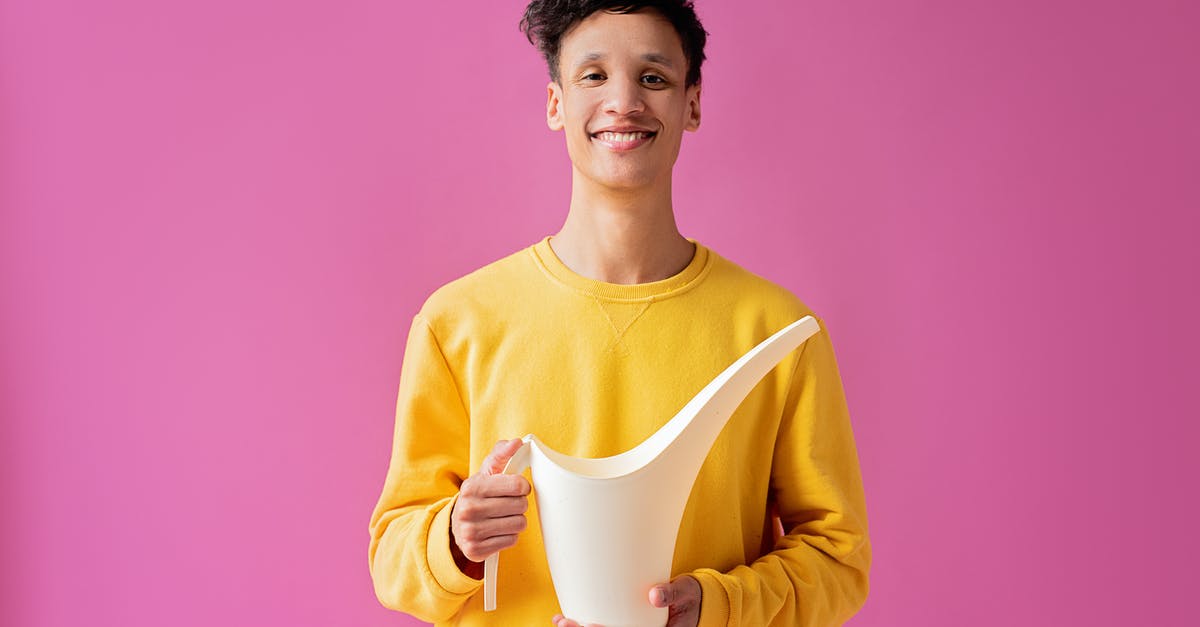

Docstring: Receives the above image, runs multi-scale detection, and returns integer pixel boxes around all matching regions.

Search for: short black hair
[519,1,708,88]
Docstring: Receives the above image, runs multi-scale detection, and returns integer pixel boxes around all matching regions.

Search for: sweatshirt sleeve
[691,316,872,626]
[367,312,482,622]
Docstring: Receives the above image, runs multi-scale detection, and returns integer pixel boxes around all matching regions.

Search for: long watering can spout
[483,316,820,625]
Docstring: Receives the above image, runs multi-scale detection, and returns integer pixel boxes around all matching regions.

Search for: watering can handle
[482,438,532,612]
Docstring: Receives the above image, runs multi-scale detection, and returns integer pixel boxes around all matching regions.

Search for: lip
[590,127,657,151]
[591,125,656,134]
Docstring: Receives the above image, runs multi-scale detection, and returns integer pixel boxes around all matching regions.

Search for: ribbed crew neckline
[530,235,712,301]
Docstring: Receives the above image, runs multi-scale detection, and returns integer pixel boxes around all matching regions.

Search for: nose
[601,75,645,116]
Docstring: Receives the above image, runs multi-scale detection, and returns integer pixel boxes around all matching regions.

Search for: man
[367,2,872,625]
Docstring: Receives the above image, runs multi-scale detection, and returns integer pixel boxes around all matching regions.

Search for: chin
[598,175,657,191]
[595,166,660,188]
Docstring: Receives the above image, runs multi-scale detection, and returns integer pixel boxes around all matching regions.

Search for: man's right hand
[449,438,531,579]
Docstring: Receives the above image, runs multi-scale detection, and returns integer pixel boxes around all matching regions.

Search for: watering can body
[484,316,821,626]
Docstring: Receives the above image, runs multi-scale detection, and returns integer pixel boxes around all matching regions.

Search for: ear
[684,82,701,132]
[546,81,564,131]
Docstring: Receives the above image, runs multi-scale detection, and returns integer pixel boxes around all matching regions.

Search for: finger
[460,533,519,562]
[476,474,531,498]
[481,438,524,475]
[451,497,525,544]
[460,474,529,500]
[552,614,596,627]
[459,474,530,501]
[467,494,529,518]
[468,513,528,539]
[454,511,527,543]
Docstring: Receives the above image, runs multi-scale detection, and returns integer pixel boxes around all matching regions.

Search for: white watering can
[483,315,821,626]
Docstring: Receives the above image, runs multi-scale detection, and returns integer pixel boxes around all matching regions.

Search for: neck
[550,168,695,285]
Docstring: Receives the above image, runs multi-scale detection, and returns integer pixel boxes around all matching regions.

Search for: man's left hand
[551,574,701,627]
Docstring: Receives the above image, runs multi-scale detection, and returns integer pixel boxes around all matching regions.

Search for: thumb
[649,576,698,608]
[481,438,523,475]
[649,581,678,608]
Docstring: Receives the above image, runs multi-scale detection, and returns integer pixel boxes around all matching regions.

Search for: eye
[582,73,605,81]
[641,75,666,86]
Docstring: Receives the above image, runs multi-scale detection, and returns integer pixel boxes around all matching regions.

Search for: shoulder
[414,242,538,332]
[702,245,823,326]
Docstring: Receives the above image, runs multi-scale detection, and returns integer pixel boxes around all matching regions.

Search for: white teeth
[597,131,651,142]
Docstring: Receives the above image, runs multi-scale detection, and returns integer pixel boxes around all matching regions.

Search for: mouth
[590,130,656,151]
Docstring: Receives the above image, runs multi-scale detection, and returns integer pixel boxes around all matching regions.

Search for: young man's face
[546,9,701,192]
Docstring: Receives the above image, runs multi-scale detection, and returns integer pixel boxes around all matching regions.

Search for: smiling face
[546,9,701,192]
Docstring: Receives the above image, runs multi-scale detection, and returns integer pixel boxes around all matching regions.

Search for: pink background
[2,1,1196,625]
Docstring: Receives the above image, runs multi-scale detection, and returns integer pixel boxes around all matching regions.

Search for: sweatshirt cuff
[427,493,483,596]
[692,568,732,627]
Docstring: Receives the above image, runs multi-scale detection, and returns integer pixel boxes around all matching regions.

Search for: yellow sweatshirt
[368,236,871,626]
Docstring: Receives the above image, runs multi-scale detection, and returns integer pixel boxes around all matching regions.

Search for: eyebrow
[574,52,676,69]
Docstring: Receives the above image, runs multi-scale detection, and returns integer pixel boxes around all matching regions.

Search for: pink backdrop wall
[2,1,1196,625]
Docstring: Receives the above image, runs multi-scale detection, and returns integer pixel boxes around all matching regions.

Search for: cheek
[563,128,591,163]
[565,113,592,151]
[565,125,588,147]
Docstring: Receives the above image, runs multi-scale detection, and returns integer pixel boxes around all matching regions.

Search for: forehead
[560,9,686,70]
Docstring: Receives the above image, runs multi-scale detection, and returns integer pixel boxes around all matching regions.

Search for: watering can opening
[524,408,717,481]
[525,315,821,481]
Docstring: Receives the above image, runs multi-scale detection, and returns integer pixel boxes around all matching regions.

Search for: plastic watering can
[483,315,820,626]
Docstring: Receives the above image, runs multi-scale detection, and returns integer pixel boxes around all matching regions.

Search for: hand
[551,574,702,627]
[449,438,530,579]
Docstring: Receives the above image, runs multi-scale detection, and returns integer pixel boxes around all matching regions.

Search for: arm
[367,313,482,622]
[691,316,872,626]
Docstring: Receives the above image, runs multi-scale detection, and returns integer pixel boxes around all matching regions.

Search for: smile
[591,131,656,151]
